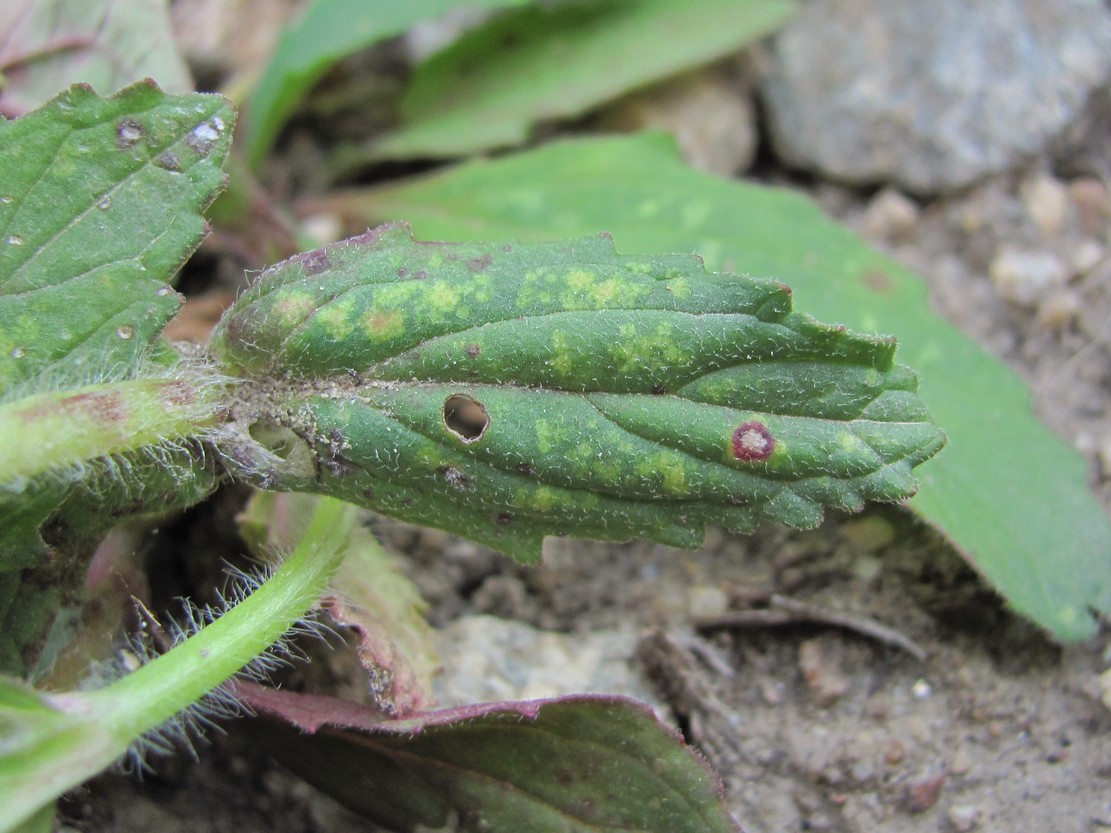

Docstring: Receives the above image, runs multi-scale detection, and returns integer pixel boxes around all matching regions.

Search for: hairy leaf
[239,684,740,833]
[0,0,191,118]
[366,0,795,161]
[213,223,942,562]
[0,81,232,389]
[320,131,1111,639]
[0,82,234,673]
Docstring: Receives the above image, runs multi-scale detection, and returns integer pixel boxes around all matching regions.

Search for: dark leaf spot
[861,269,894,294]
[466,254,492,271]
[438,465,471,490]
[295,249,331,275]
[465,343,481,358]
[731,421,775,461]
[154,151,181,171]
[116,118,144,149]
[443,394,489,443]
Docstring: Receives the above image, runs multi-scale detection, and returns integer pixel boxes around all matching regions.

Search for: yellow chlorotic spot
[517,270,554,308]
[362,308,405,341]
[666,278,691,299]
[548,331,575,377]
[638,452,687,494]
[272,293,316,328]
[535,419,563,455]
[427,281,462,315]
[313,299,355,339]
[613,323,685,373]
[567,269,598,294]
[465,275,493,303]
[531,486,557,512]
[564,270,648,308]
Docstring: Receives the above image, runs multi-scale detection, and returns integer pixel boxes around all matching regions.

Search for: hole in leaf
[443,394,489,443]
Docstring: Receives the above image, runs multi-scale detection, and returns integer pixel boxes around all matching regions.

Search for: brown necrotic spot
[438,465,471,490]
[731,421,775,461]
[295,249,331,275]
[154,151,181,171]
[465,343,481,358]
[116,118,144,148]
[443,394,489,443]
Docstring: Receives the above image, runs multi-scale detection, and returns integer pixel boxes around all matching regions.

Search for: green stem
[0,376,227,487]
[0,497,357,832]
[92,496,355,721]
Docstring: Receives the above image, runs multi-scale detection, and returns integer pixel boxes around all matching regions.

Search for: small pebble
[1036,290,1082,329]
[687,584,729,618]
[600,69,758,176]
[1020,171,1070,236]
[950,747,973,775]
[1068,177,1110,235]
[1097,667,1111,710]
[905,773,945,812]
[1070,239,1105,275]
[840,515,897,553]
[883,739,906,765]
[860,188,920,241]
[799,637,851,706]
[989,247,1068,307]
[911,678,933,700]
[947,804,982,832]
[850,759,875,784]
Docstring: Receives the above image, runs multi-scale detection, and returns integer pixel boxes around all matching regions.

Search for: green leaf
[240,685,740,833]
[0,82,234,672]
[320,131,1111,640]
[0,0,191,117]
[0,81,233,389]
[367,0,796,161]
[243,0,531,168]
[213,223,942,563]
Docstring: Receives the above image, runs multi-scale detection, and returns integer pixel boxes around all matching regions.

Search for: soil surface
[59,4,1111,833]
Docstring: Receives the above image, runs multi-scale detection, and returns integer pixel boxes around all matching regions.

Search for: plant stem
[1,497,357,831]
[0,376,227,487]
[91,496,356,723]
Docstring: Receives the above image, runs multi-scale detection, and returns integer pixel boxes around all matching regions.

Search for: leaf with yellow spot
[213,223,944,561]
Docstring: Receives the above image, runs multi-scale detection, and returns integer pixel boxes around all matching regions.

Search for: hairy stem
[0,375,228,487]
[1,497,357,831]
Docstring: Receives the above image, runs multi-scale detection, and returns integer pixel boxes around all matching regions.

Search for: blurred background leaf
[243,0,532,168]
[0,0,191,117]
[309,132,1111,640]
[363,0,796,162]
